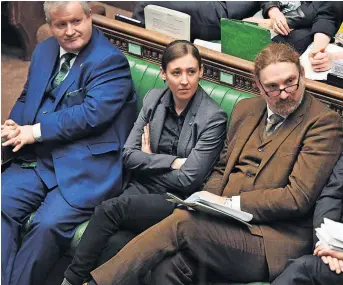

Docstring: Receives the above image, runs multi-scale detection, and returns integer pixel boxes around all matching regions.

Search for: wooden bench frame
[92,14,343,120]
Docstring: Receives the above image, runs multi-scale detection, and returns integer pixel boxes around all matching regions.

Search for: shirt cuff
[231,195,241,211]
[32,123,42,142]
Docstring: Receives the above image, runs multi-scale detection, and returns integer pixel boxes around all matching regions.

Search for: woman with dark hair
[61,40,227,285]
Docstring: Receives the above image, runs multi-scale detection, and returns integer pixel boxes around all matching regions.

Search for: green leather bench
[22,54,269,285]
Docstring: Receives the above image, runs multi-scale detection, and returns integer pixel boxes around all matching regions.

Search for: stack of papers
[315,218,343,252]
[166,191,253,227]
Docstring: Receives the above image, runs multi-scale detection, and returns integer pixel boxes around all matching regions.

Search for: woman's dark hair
[161,40,202,71]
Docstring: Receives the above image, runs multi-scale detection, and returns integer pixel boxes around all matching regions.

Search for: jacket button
[42,110,48,114]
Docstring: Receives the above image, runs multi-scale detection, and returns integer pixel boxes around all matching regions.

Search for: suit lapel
[222,98,266,185]
[255,94,310,177]
[150,88,169,153]
[53,27,99,109]
[25,40,59,124]
[177,87,203,157]
[52,60,78,107]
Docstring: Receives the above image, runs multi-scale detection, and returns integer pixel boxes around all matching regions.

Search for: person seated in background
[272,153,343,284]
[1,1,137,285]
[260,1,343,56]
[61,40,227,285]
[86,43,343,285]
[132,1,261,41]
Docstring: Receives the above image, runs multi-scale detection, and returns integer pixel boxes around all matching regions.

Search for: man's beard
[274,93,303,116]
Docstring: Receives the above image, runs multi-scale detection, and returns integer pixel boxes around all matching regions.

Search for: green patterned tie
[52,53,76,89]
[265,114,284,136]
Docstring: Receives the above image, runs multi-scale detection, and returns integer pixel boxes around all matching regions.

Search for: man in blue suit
[1,2,136,285]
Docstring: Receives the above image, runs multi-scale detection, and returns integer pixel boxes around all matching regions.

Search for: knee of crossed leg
[94,199,121,223]
[93,202,109,220]
[168,209,197,239]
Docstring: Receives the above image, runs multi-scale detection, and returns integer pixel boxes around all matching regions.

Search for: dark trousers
[149,250,255,285]
[272,28,313,55]
[271,255,343,285]
[64,184,176,285]
[1,162,92,285]
[91,209,269,285]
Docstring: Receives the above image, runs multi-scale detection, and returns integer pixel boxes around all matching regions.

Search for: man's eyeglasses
[259,71,301,97]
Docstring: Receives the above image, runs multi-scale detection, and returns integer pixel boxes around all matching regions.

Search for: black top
[158,92,192,156]
[260,1,343,38]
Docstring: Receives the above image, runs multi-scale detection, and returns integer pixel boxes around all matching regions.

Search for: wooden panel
[92,14,343,119]
[7,1,46,60]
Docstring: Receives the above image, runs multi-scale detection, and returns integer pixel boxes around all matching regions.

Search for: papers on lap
[316,218,343,252]
[166,191,253,227]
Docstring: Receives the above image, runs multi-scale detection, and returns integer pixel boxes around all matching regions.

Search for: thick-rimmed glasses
[259,71,301,97]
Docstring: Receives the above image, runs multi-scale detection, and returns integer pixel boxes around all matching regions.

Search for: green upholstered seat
[22,54,268,285]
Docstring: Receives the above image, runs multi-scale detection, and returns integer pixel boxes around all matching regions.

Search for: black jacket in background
[260,1,343,38]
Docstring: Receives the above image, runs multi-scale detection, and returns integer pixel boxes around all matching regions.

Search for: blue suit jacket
[9,27,137,209]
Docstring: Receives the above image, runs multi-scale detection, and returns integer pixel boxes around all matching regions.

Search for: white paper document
[194,39,221,52]
[166,191,253,227]
[315,218,343,251]
[144,5,191,41]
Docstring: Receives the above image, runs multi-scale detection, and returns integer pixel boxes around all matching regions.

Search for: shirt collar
[59,47,79,58]
[266,105,287,120]
[164,90,193,117]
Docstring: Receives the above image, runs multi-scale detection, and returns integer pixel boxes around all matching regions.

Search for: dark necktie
[265,114,284,137]
[52,53,76,89]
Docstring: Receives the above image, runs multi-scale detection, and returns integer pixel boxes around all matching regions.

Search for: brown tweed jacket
[202,92,343,280]
[90,93,343,285]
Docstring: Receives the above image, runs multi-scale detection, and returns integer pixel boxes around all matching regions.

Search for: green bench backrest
[126,55,255,125]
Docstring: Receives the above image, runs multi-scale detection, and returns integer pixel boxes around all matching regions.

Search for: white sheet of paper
[144,5,191,41]
[194,39,221,52]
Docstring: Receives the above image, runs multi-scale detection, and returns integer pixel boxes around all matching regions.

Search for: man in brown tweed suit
[86,43,342,285]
